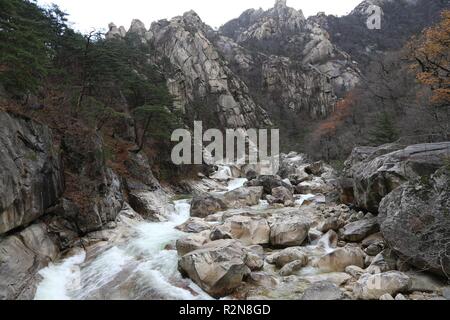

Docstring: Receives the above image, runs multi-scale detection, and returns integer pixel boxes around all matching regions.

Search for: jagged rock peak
[181,10,208,29]
[272,0,305,21]
[275,0,287,8]
[219,0,306,41]
[106,22,126,39]
[351,0,418,15]
[158,10,212,34]
[183,9,201,20]
[129,19,147,35]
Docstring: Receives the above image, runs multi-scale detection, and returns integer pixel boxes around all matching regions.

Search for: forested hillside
[307,24,450,161]
[1,0,183,181]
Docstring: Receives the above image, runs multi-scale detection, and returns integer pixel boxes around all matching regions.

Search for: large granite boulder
[379,167,450,278]
[0,223,59,300]
[128,189,171,221]
[268,186,294,206]
[190,194,227,218]
[191,186,263,218]
[316,245,366,272]
[223,187,263,208]
[176,233,209,256]
[176,217,211,233]
[246,175,293,195]
[342,142,450,212]
[0,111,64,235]
[266,247,308,268]
[61,132,124,233]
[212,215,270,246]
[178,240,251,297]
[340,218,380,242]
[269,215,311,247]
[354,271,411,300]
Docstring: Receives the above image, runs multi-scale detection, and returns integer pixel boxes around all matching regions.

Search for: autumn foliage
[312,92,356,138]
[410,10,450,107]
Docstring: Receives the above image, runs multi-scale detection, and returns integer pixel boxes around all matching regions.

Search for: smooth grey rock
[279,259,308,276]
[212,215,270,246]
[268,186,294,206]
[178,240,251,298]
[267,247,308,268]
[223,186,263,208]
[301,281,344,300]
[379,167,450,278]
[317,245,365,272]
[190,194,227,218]
[176,217,211,233]
[343,142,450,213]
[354,271,411,300]
[0,111,63,235]
[269,216,310,247]
[341,218,380,242]
[176,233,209,256]
[0,223,59,300]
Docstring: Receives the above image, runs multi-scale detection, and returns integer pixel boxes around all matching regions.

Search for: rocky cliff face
[58,131,124,234]
[148,12,271,129]
[0,111,63,299]
[0,110,126,299]
[310,0,449,67]
[0,111,64,234]
[379,167,450,278]
[220,0,360,100]
[341,142,450,213]
[106,0,361,130]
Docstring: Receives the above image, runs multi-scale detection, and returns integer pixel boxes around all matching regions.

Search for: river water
[34,175,248,300]
[34,199,215,300]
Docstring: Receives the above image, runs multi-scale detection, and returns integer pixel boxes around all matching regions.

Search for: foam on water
[34,165,323,300]
[227,178,248,191]
[34,251,86,300]
[34,199,209,300]
[210,165,233,181]
[72,246,133,299]
[295,194,316,206]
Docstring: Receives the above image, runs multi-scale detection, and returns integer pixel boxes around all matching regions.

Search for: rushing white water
[34,199,211,300]
[226,178,248,191]
[210,165,233,181]
[295,194,316,206]
[34,250,86,300]
[34,164,327,300]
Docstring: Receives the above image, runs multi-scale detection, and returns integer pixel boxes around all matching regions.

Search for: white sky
[37,0,363,33]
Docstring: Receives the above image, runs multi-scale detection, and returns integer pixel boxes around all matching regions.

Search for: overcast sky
[37,0,363,32]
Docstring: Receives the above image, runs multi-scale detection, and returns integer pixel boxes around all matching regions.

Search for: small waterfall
[34,199,211,300]
[209,165,233,181]
[226,178,248,191]
[34,164,325,300]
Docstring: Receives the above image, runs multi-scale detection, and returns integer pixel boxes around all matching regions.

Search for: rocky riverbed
[32,152,449,300]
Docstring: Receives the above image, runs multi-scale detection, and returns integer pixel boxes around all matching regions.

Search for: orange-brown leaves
[410,10,450,106]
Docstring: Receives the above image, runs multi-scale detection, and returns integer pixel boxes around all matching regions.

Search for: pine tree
[368,112,399,146]
[0,0,65,95]
[133,105,180,152]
